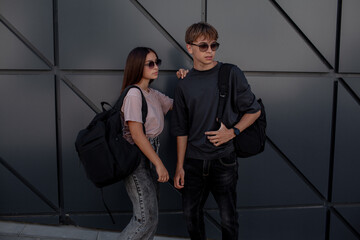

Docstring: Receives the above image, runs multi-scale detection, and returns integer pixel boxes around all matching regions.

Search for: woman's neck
[136,79,150,92]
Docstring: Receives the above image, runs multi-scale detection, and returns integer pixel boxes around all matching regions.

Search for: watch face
[233,127,240,136]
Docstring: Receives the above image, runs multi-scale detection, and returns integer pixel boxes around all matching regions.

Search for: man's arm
[174,136,188,189]
[205,110,261,147]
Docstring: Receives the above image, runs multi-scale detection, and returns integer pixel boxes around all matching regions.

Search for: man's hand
[174,167,185,189]
[205,122,235,147]
[176,69,189,79]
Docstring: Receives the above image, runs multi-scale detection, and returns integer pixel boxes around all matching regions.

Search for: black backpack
[75,85,147,188]
[217,63,267,158]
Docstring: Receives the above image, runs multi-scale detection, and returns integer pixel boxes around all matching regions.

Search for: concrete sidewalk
[0,220,185,240]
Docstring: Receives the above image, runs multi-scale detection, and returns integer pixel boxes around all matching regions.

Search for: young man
[171,22,261,240]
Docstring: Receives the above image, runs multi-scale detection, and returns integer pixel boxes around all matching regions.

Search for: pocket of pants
[219,153,237,167]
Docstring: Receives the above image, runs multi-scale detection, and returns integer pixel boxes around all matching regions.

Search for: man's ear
[186,44,193,55]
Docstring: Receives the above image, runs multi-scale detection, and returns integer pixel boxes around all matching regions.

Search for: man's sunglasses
[145,59,162,69]
[190,42,220,52]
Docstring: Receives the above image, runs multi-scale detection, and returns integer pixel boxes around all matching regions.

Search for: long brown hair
[121,47,158,92]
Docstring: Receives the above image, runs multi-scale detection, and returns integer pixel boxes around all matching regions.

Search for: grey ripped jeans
[119,137,160,240]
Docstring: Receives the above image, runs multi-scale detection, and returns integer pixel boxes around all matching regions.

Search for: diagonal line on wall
[0,156,59,213]
[339,78,360,107]
[266,136,327,202]
[61,76,101,114]
[0,14,53,69]
[330,206,360,239]
[269,0,334,70]
[129,0,193,63]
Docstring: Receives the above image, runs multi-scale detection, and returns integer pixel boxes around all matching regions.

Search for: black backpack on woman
[75,85,147,188]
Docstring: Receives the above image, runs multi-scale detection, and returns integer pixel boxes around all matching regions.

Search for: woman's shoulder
[149,88,165,96]
[126,87,142,96]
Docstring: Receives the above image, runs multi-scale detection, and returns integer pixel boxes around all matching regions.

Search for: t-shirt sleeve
[171,83,188,136]
[231,66,261,114]
[154,89,173,114]
[121,88,143,123]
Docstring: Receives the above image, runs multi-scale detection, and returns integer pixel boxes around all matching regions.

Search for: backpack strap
[217,63,234,122]
[100,188,115,224]
[115,85,148,125]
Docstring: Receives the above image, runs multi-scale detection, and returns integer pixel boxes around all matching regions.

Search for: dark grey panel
[207,0,329,72]
[276,0,337,67]
[248,76,333,198]
[0,216,59,226]
[332,82,360,202]
[208,208,326,240]
[0,0,54,65]
[0,75,57,212]
[236,143,322,207]
[0,23,50,69]
[345,78,360,98]
[330,211,359,240]
[0,164,56,213]
[339,0,360,72]
[58,0,191,70]
[138,0,201,66]
[335,206,360,234]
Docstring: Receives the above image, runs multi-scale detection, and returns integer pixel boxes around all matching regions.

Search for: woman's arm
[128,121,169,182]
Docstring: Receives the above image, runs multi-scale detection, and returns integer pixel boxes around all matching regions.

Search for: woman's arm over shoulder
[153,88,173,113]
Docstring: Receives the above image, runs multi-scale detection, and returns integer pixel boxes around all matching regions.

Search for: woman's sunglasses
[190,42,220,52]
[145,59,162,69]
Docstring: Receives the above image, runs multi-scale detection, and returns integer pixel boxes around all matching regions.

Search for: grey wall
[1,0,360,239]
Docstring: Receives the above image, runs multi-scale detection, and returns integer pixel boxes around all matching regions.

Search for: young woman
[119,47,173,239]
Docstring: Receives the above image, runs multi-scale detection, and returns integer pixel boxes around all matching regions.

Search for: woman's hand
[176,69,189,79]
[155,162,169,183]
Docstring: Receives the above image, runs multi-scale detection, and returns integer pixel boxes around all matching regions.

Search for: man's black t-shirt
[172,62,260,160]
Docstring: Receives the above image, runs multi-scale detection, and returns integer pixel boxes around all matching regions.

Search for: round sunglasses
[190,42,220,52]
[145,59,162,69]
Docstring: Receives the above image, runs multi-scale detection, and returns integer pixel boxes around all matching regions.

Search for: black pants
[182,152,239,240]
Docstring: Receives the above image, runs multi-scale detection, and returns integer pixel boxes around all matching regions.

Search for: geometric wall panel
[248,76,333,198]
[236,145,322,207]
[0,0,54,67]
[345,78,360,97]
[0,23,50,69]
[58,0,191,70]
[332,83,360,202]
[276,0,338,67]
[208,0,330,72]
[138,0,201,55]
[0,75,57,212]
[330,211,360,240]
[339,0,360,73]
[209,208,326,240]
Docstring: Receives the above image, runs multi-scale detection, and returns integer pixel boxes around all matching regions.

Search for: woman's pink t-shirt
[121,87,173,144]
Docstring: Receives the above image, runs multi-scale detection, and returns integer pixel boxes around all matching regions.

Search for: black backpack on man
[217,63,267,158]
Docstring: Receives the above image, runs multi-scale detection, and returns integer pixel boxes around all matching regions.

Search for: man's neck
[193,61,218,71]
